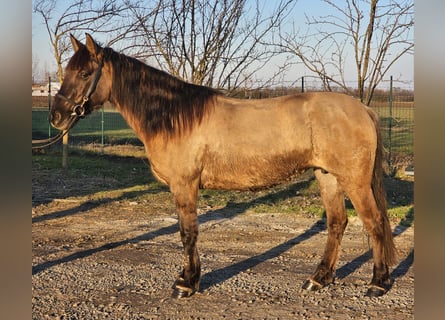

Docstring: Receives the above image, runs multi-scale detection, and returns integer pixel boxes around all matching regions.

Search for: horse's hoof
[171,286,195,299]
[302,278,323,291]
[365,285,387,297]
[171,280,196,298]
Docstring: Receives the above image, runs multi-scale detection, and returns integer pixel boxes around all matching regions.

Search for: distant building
[32,82,61,96]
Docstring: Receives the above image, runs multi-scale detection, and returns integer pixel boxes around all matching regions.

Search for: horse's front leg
[171,182,201,298]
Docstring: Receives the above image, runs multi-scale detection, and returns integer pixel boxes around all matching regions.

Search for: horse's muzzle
[50,110,78,131]
[49,110,63,128]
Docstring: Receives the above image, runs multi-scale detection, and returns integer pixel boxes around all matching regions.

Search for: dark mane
[103,48,220,137]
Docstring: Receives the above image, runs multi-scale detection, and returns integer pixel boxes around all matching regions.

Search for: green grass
[33,148,158,188]
[32,109,139,144]
[388,205,414,226]
[372,103,414,155]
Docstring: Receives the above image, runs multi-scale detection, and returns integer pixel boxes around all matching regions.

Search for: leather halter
[32,56,104,149]
[55,56,104,118]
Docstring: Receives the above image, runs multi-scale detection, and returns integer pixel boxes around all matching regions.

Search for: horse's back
[197,92,377,190]
[207,91,375,158]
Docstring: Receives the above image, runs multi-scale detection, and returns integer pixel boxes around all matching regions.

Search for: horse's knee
[328,217,348,234]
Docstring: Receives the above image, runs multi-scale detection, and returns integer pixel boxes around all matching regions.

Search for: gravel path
[32,200,414,319]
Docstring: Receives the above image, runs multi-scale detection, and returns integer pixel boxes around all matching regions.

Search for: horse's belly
[200,170,308,190]
[200,150,311,190]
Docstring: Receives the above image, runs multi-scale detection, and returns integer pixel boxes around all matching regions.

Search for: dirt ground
[32,158,414,319]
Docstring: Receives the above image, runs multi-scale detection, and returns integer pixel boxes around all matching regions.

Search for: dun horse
[51,34,396,298]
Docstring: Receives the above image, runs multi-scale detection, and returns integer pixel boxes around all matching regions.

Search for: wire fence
[32,78,414,176]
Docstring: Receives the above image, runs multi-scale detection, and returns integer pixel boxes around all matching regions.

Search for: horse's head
[50,34,110,131]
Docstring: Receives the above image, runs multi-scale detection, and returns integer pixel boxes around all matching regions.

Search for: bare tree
[33,0,135,83]
[279,0,413,104]
[32,54,40,84]
[127,0,296,90]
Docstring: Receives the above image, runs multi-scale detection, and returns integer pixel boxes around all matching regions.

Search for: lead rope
[32,115,79,149]
[32,130,67,149]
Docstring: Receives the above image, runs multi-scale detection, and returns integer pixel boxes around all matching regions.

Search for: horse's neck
[107,53,217,147]
[110,97,147,143]
[107,56,149,142]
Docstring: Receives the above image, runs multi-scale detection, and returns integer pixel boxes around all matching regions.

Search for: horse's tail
[367,107,397,265]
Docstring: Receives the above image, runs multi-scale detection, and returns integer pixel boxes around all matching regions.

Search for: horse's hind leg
[345,186,395,297]
[303,169,348,291]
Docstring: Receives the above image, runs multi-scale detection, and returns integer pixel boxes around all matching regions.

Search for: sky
[32,0,414,87]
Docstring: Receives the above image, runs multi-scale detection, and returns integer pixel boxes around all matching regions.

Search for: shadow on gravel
[32,178,316,275]
[336,207,414,289]
[391,249,414,280]
[32,151,155,207]
[32,222,180,275]
[200,220,326,292]
[32,189,151,224]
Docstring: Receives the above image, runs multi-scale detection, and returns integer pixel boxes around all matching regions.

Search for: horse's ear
[85,33,101,58]
[70,34,83,52]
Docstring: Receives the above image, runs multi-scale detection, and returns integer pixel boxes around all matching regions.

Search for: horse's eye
[79,71,90,79]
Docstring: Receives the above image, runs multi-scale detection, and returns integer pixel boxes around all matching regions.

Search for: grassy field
[372,101,414,155]
[32,108,140,145]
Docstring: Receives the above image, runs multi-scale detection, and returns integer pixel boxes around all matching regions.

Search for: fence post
[101,105,105,153]
[48,76,51,138]
[301,76,305,93]
[62,132,69,168]
[388,75,393,173]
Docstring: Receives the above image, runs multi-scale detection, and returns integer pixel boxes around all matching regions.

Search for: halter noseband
[56,56,104,119]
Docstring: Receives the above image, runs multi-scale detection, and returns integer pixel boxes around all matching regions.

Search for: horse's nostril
[51,111,62,124]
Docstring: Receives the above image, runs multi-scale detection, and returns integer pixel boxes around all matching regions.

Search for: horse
[50,33,396,298]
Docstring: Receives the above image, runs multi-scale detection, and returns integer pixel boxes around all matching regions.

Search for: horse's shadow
[200,207,414,292]
[336,207,414,288]
[199,220,325,291]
